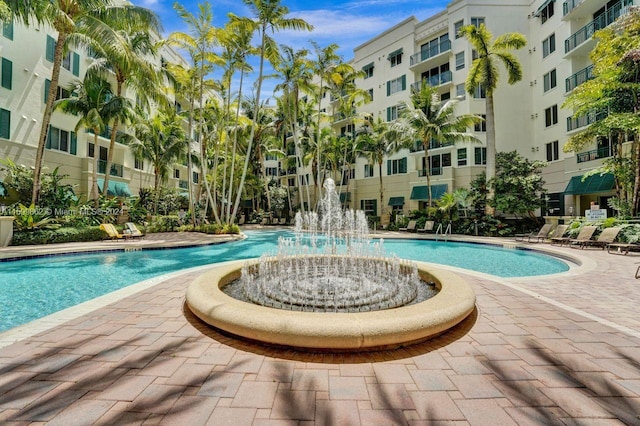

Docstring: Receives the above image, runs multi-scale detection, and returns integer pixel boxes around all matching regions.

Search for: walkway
[0,230,639,425]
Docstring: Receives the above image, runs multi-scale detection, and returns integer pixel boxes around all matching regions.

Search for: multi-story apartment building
[278,0,633,222]
[0,2,200,203]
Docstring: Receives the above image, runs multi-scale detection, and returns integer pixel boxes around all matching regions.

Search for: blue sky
[130,0,449,101]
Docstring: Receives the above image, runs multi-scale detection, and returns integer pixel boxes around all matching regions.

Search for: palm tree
[395,83,481,207]
[228,0,312,222]
[13,0,158,205]
[356,117,403,215]
[459,23,526,216]
[85,13,163,201]
[54,74,124,207]
[130,109,186,212]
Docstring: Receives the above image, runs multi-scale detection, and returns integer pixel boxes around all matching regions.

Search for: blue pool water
[0,230,568,332]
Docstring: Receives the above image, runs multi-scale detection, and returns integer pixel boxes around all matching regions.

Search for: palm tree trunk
[32,32,68,205]
[227,68,245,224]
[378,160,383,214]
[102,79,123,198]
[92,133,100,208]
[485,94,496,216]
[424,143,432,207]
[186,100,197,226]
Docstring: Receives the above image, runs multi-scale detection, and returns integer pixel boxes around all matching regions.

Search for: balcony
[566,109,607,132]
[411,71,453,91]
[565,64,594,93]
[410,140,454,153]
[410,40,451,67]
[97,160,124,177]
[563,0,584,16]
[576,146,613,163]
[565,0,633,54]
[279,168,297,176]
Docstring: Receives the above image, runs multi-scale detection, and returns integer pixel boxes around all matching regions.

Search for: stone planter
[0,216,15,247]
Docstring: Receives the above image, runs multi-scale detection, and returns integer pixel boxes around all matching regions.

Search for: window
[174,169,180,179]
[542,33,555,58]
[363,62,374,79]
[474,147,487,165]
[474,114,487,132]
[455,52,465,70]
[543,69,557,92]
[545,105,558,127]
[1,58,11,90]
[299,174,309,186]
[341,168,355,185]
[457,148,467,166]
[387,157,407,175]
[387,105,399,121]
[62,51,71,71]
[428,153,451,175]
[364,164,374,178]
[473,85,486,99]
[134,157,144,170]
[546,141,559,161]
[0,108,9,139]
[540,0,554,24]
[456,84,466,99]
[454,20,464,38]
[265,167,278,176]
[2,20,13,40]
[471,17,485,28]
[388,49,403,67]
[441,92,451,101]
[386,75,406,96]
[46,126,77,155]
[472,49,479,60]
[44,79,72,103]
[287,177,295,187]
[367,88,373,101]
[192,171,199,183]
[72,52,80,76]
[360,199,377,216]
[46,35,55,62]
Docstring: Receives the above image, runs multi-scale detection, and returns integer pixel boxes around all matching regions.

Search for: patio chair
[399,220,417,232]
[100,223,129,241]
[573,226,621,249]
[548,224,570,245]
[566,226,598,248]
[124,222,144,239]
[607,241,640,255]
[515,223,553,243]
[416,220,435,234]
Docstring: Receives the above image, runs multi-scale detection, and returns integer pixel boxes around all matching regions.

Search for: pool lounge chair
[515,223,553,243]
[416,220,435,233]
[125,222,144,239]
[100,223,129,241]
[607,242,640,255]
[548,224,570,245]
[566,226,598,248]
[399,220,417,232]
[573,226,621,249]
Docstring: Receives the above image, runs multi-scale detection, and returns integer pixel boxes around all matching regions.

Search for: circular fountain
[186,179,475,351]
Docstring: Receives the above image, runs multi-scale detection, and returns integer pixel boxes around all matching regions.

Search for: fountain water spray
[235,178,429,313]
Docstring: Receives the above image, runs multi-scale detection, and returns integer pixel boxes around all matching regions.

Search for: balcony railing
[576,146,613,163]
[410,140,454,152]
[410,40,451,66]
[563,0,583,16]
[418,167,443,177]
[566,109,607,131]
[565,64,594,92]
[97,160,124,177]
[279,168,297,176]
[565,0,633,54]
[411,71,453,91]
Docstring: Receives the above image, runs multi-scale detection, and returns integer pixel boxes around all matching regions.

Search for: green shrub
[147,215,180,232]
[177,223,240,235]
[11,226,106,246]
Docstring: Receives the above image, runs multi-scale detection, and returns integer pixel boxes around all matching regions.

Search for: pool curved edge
[186,259,476,351]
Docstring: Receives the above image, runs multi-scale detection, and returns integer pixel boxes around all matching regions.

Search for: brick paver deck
[0,231,639,425]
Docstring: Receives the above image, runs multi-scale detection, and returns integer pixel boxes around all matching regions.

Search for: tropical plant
[491,151,547,218]
[12,203,59,231]
[459,23,526,215]
[394,83,481,206]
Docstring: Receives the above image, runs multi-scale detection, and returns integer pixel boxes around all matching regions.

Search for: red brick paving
[0,235,639,424]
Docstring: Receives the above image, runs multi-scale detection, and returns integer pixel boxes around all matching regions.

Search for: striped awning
[533,0,555,17]
[564,173,614,195]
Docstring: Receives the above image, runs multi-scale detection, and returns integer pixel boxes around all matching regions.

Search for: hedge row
[11,226,107,246]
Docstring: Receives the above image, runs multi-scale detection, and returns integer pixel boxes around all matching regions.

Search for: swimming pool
[0,230,568,332]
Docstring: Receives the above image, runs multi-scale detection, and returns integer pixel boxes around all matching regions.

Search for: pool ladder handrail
[435,222,452,241]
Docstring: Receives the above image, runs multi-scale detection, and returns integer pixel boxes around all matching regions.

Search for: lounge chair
[566,225,598,248]
[573,226,621,249]
[608,242,640,255]
[278,217,287,225]
[260,217,269,226]
[515,223,553,243]
[100,223,129,241]
[125,222,144,239]
[549,224,570,245]
[417,220,435,233]
[399,220,417,232]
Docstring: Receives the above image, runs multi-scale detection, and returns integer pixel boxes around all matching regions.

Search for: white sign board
[585,209,607,220]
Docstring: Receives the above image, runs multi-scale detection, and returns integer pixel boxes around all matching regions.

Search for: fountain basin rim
[186,258,476,350]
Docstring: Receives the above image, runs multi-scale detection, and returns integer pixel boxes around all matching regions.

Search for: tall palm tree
[356,117,402,215]
[395,83,481,206]
[459,23,526,216]
[130,109,186,213]
[229,0,312,221]
[85,14,163,200]
[13,0,158,205]
[54,74,125,207]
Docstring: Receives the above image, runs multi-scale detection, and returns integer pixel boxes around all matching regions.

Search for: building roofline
[353,16,418,53]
